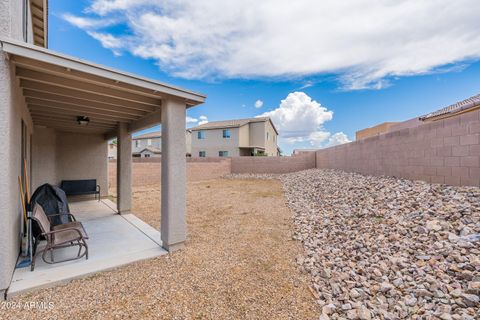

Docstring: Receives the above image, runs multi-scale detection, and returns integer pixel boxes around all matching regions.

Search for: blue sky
[49,0,480,154]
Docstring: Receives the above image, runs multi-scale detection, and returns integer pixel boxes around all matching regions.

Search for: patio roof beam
[25,94,149,117]
[23,89,153,115]
[28,103,138,121]
[128,109,161,133]
[12,56,167,101]
[28,106,129,123]
[20,80,157,112]
[16,68,162,107]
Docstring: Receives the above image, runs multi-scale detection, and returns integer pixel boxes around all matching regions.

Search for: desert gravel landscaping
[279,169,480,320]
[1,178,318,320]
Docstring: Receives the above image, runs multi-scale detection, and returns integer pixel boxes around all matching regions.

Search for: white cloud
[198,115,208,125]
[86,31,123,56]
[64,0,480,89]
[308,131,332,147]
[259,92,333,141]
[254,100,264,108]
[258,92,350,150]
[324,132,351,147]
[62,13,116,29]
[186,116,198,123]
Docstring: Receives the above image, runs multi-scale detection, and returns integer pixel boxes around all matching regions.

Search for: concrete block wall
[230,153,316,174]
[316,110,480,186]
[108,158,232,188]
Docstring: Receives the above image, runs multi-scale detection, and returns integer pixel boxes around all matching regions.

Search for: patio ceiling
[0,38,206,136]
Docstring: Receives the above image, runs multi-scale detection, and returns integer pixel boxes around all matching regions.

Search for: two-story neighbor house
[132,130,192,157]
[190,117,279,157]
[132,131,162,157]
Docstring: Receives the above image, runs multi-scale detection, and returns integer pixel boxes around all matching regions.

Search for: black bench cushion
[61,179,98,196]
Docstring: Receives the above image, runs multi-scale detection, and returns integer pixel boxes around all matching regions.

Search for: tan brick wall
[316,110,480,186]
[231,153,316,174]
[109,158,232,188]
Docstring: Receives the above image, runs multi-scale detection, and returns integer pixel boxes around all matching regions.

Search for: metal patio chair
[29,203,89,271]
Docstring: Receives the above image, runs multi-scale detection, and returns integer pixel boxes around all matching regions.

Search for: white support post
[117,122,132,214]
[161,99,187,251]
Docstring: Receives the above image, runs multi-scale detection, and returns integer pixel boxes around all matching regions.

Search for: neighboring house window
[144,154,151,158]
[135,140,140,148]
[147,139,152,146]
[198,131,206,139]
[219,151,229,157]
[199,151,206,157]
[222,129,231,139]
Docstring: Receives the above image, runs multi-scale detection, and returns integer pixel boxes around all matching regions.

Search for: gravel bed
[280,169,479,320]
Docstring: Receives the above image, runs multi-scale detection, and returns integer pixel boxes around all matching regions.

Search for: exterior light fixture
[77,116,90,126]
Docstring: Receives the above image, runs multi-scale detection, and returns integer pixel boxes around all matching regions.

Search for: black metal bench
[60,179,101,201]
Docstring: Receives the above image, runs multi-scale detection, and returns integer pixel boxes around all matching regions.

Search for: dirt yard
[2,179,319,320]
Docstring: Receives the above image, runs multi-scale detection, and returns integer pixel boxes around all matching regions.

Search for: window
[199,151,206,157]
[144,154,151,158]
[198,131,205,139]
[222,129,231,139]
[219,151,229,157]
[147,139,152,146]
[267,132,269,140]
[135,140,140,148]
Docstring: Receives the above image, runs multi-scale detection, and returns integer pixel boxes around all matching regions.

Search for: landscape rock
[277,169,480,320]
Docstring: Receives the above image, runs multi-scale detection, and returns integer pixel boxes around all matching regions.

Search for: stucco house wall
[249,122,265,149]
[56,132,108,197]
[31,129,109,197]
[264,120,279,156]
[32,127,57,187]
[0,0,36,295]
[191,127,241,157]
[238,124,249,147]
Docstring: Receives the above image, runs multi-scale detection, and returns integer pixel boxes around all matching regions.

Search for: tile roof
[133,131,161,140]
[419,94,480,121]
[189,117,278,134]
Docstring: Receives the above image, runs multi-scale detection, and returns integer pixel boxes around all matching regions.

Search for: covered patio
[0,38,205,297]
[9,199,166,296]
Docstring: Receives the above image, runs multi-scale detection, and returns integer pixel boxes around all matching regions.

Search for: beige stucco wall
[0,0,36,294]
[238,124,249,147]
[56,132,109,197]
[32,127,57,188]
[249,122,265,149]
[264,120,279,156]
[191,127,241,157]
[186,131,192,155]
[32,130,109,197]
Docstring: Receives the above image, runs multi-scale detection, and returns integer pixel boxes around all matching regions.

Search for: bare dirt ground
[2,179,319,320]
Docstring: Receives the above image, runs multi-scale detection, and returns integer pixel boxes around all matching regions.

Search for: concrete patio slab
[7,201,166,298]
